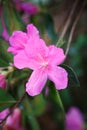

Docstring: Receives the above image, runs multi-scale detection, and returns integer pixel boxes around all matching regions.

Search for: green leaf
[0,88,16,111]
[49,84,65,120]
[24,97,40,130]
[3,2,25,35]
[0,20,3,34]
[0,38,13,67]
[61,64,80,87]
[31,94,46,116]
[56,39,65,47]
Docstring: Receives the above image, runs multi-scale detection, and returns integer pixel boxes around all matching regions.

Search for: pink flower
[0,109,9,124]
[3,108,24,130]
[14,0,39,15]
[65,107,84,130]
[12,24,68,96]
[8,24,39,55]
[20,3,39,15]
[0,74,7,89]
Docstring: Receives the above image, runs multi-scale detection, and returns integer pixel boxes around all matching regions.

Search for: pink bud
[3,108,24,130]
[0,74,7,89]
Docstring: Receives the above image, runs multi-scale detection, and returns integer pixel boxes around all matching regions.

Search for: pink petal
[65,107,84,130]
[48,45,66,65]
[8,31,28,54]
[0,109,9,123]
[27,24,39,38]
[25,37,48,60]
[48,66,68,90]
[26,69,47,96]
[14,50,41,70]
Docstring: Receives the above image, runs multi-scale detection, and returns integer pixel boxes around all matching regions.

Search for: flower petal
[26,69,47,96]
[48,66,68,89]
[14,50,29,69]
[25,37,48,59]
[8,31,28,55]
[27,24,39,38]
[14,50,43,70]
[48,45,66,65]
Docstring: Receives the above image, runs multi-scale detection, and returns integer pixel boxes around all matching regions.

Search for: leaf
[0,88,16,111]
[49,84,65,120]
[0,38,13,67]
[61,64,80,87]
[31,94,46,116]
[0,20,3,35]
[3,2,25,35]
[24,98,40,130]
[56,39,65,47]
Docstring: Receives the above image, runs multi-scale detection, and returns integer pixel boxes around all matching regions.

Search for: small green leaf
[49,84,65,120]
[0,88,16,111]
[56,39,65,47]
[61,64,80,87]
[0,38,13,67]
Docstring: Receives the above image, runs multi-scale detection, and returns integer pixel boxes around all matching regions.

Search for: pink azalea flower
[3,108,24,130]
[0,109,9,124]
[8,24,39,55]
[12,24,68,96]
[0,74,7,89]
[14,0,39,15]
[65,107,84,130]
[20,3,39,15]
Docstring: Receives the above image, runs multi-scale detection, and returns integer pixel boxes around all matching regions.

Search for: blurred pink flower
[3,108,24,130]
[65,107,84,130]
[14,0,39,15]
[0,74,7,89]
[20,3,39,15]
[0,109,9,124]
[8,24,39,55]
[11,24,68,96]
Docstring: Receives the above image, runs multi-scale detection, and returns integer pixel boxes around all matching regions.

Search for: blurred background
[0,0,87,130]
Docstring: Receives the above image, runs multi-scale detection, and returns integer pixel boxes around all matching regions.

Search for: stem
[65,0,87,56]
[56,0,79,47]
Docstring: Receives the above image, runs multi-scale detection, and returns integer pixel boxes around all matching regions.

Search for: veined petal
[27,24,39,38]
[26,69,47,96]
[48,66,68,90]
[48,45,66,65]
[8,31,28,54]
[25,37,48,59]
[14,50,40,70]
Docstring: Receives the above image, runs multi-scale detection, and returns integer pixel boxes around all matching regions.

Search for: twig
[65,0,87,56]
[56,0,79,47]
[0,91,26,125]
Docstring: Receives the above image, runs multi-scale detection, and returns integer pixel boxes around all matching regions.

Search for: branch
[65,0,87,56]
[56,0,79,47]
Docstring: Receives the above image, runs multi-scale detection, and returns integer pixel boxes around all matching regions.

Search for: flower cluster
[8,24,68,96]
